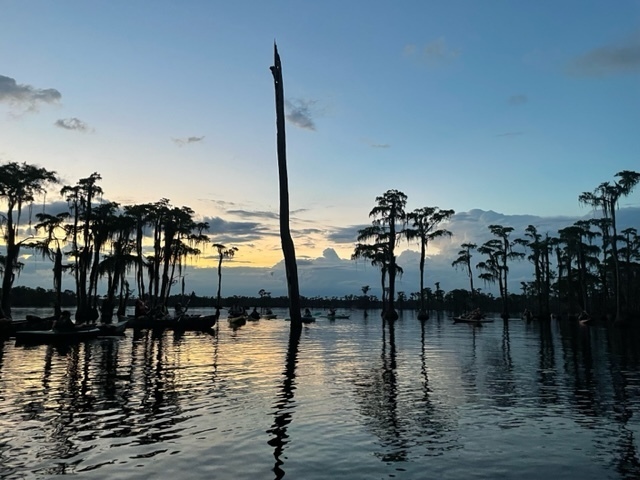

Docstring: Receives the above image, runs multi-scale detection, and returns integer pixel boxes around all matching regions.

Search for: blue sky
[1,1,639,299]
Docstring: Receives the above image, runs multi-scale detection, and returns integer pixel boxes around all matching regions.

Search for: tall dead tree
[271,43,302,327]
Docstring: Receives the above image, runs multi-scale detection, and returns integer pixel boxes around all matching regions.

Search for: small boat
[262,313,277,320]
[452,316,494,324]
[122,314,174,329]
[327,314,350,319]
[123,312,218,331]
[284,315,316,323]
[578,311,592,326]
[2,315,56,337]
[97,318,129,336]
[578,314,593,326]
[173,313,218,331]
[15,325,101,344]
[227,314,247,326]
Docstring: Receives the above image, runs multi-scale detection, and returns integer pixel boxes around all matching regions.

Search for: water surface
[1,308,640,479]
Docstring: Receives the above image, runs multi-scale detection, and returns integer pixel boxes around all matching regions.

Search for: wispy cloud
[227,209,279,220]
[567,34,640,76]
[496,131,524,137]
[172,136,205,146]
[508,94,528,106]
[285,98,317,130]
[404,37,461,67]
[327,225,365,244]
[361,138,391,149]
[200,215,278,245]
[207,199,238,209]
[0,74,61,112]
[54,117,92,132]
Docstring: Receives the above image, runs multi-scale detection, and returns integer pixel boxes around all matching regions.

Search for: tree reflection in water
[535,320,559,405]
[416,317,458,453]
[33,343,93,476]
[378,318,408,462]
[607,328,640,479]
[492,320,516,406]
[267,323,302,480]
[350,318,408,464]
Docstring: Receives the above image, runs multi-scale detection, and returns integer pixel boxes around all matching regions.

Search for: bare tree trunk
[216,256,223,307]
[53,248,62,318]
[271,43,301,328]
[417,241,428,320]
[610,207,622,322]
[1,209,17,318]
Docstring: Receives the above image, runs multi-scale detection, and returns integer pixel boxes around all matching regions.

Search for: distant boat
[1,315,55,337]
[172,313,218,331]
[452,316,493,324]
[15,325,101,344]
[227,314,247,326]
[122,314,173,329]
[327,313,350,319]
[284,315,316,323]
[97,318,128,336]
[121,312,217,331]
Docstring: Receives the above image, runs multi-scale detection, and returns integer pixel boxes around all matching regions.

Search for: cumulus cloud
[54,117,92,132]
[404,37,461,67]
[285,98,317,130]
[0,74,61,112]
[172,136,205,146]
[567,34,640,76]
[508,94,528,106]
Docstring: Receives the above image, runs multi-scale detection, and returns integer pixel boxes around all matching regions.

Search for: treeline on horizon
[3,284,530,316]
[0,162,639,323]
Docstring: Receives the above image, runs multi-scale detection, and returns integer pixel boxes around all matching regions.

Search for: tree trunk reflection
[267,324,302,479]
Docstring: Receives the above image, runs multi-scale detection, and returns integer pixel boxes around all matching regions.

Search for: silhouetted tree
[271,43,302,327]
[369,189,407,320]
[579,170,640,322]
[452,242,477,304]
[32,212,70,318]
[213,243,238,307]
[405,206,454,319]
[478,225,523,319]
[0,161,58,317]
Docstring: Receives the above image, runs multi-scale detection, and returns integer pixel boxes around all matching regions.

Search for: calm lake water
[2,307,640,479]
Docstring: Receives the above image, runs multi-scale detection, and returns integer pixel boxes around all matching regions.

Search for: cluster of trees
[1,160,638,325]
[0,162,237,322]
[355,170,640,322]
[352,190,454,321]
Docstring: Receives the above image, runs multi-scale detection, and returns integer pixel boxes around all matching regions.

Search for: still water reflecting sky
[2,308,640,479]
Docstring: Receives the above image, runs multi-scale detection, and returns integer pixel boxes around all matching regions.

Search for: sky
[1,1,639,300]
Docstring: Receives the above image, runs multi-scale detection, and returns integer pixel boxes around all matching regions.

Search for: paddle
[183,292,195,314]
[175,292,195,322]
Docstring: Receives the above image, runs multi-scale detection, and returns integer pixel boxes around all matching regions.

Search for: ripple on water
[2,310,640,479]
